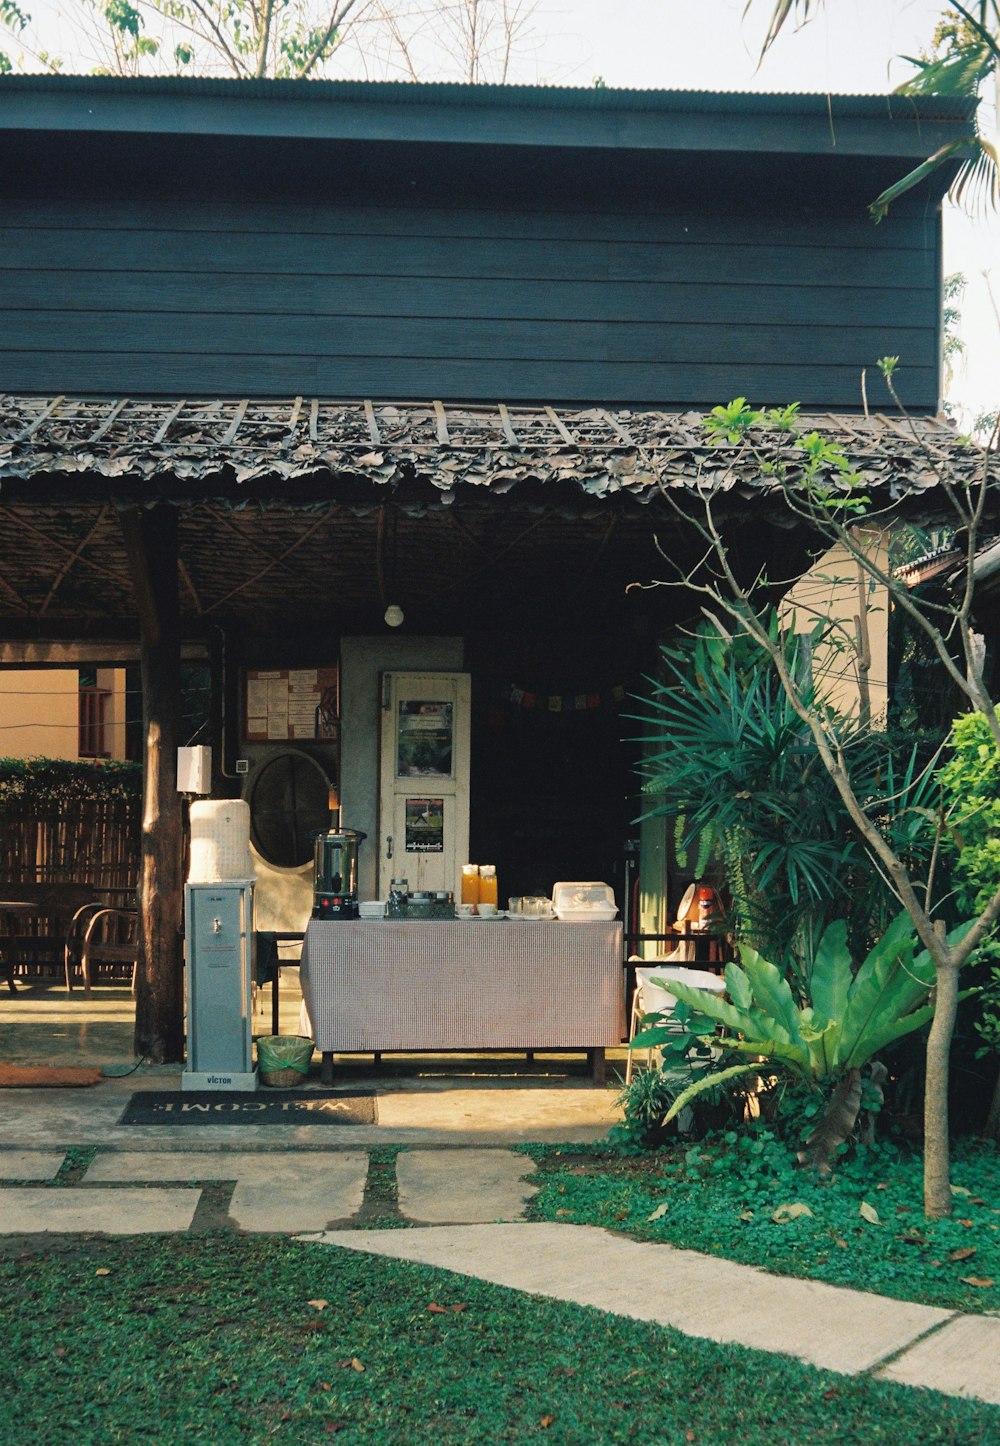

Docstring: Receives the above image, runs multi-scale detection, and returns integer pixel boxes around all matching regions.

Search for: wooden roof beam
[545,407,576,446]
[13,395,65,442]
[202,507,333,615]
[39,505,110,617]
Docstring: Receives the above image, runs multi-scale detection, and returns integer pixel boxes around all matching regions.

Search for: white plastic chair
[625,956,727,1084]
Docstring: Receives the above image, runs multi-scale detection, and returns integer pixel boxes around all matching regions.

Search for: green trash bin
[257,1034,314,1087]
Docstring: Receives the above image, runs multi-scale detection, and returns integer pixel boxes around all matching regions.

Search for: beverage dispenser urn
[183,799,257,1093]
[312,828,367,919]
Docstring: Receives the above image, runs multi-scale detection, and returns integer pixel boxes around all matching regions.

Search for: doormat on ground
[118,1090,378,1126]
[0,1064,104,1088]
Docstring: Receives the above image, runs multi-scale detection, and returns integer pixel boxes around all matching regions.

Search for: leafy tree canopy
[0,0,537,82]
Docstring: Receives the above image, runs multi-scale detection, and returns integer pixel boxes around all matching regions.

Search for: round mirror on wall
[245,750,330,869]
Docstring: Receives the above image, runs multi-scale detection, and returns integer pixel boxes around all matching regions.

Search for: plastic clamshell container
[551,881,618,922]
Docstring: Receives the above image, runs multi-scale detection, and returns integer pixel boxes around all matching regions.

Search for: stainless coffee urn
[312,828,367,919]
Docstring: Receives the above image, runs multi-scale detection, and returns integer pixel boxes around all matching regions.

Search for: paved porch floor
[0,975,623,1148]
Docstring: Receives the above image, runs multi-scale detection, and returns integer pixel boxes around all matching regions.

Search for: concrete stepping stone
[374,1087,619,1143]
[396,1148,536,1223]
[3,1186,197,1234]
[877,1315,1000,1405]
[307,1222,957,1380]
[86,1150,368,1232]
[0,1149,66,1180]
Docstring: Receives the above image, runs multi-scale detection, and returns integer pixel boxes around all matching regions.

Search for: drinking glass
[479,865,498,908]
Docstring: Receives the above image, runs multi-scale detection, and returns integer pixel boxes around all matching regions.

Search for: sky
[14,0,1000,425]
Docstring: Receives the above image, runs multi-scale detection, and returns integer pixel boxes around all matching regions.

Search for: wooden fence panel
[1,796,140,890]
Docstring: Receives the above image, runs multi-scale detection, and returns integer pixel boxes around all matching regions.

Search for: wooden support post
[120,507,185,1064]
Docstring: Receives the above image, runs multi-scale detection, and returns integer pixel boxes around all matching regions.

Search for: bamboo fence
[1,794,140,893]
[0,766,141,978]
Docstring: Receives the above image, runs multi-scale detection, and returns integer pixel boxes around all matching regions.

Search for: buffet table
[300,918,624,1084]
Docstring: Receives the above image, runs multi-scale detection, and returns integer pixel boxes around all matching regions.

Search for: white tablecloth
[300,918,624,1052]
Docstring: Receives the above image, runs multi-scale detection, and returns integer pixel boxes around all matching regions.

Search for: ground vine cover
[521,1136,1000,1313]
[1,1234,997,1445]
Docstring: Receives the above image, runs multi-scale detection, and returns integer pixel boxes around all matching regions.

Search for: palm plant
[629,620,936,980]
[751,1,999,218]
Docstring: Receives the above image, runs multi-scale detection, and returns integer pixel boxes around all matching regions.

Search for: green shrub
[0,756,142,806]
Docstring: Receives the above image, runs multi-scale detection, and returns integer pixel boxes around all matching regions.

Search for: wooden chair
[1,882,103,990]
[625,958,727,1085]
[64,904,141,995]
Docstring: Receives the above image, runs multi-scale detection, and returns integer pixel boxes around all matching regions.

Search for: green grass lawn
[3,1233,999,1445]
[520,1135,1000,1313]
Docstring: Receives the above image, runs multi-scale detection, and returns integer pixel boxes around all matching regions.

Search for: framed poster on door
[396,701,454,778]
[378,674,470,896]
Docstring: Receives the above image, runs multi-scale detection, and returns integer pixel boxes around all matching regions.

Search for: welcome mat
[118,1090,377,1126]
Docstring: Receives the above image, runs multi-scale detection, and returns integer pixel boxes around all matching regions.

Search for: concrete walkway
[306,1222,1000,1406]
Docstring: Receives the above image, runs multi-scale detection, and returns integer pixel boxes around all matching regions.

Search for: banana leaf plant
[632,913,974,1168]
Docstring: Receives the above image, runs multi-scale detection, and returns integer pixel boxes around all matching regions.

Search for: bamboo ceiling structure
[0,396,995,640]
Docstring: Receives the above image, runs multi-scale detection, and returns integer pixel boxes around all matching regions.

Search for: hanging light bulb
[384,604,404,628]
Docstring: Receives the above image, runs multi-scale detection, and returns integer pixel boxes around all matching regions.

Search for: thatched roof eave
[1,396,992,517]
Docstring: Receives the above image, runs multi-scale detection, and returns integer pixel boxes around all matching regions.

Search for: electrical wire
[102,1055,152,1078]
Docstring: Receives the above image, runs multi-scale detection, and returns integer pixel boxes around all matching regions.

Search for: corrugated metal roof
[0,73,977,122]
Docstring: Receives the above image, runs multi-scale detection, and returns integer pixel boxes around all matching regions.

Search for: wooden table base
[320,1046,606,1086]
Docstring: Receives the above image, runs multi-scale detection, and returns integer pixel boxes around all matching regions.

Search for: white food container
[551,881,618,922]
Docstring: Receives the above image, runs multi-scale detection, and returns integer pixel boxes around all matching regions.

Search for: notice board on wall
[244,668,339,742]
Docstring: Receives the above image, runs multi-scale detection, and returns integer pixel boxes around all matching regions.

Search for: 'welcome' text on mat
[119,1090,377,1126]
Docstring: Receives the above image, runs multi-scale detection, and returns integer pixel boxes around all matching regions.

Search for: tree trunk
[853,553,872,729]
[985,1068,1000,1141]
[924,939,959,1219]
[121,508,185,1064]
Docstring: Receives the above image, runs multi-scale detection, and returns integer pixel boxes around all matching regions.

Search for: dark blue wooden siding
[0,196,941,410]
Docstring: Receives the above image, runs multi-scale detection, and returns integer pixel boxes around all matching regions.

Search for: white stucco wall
[248,842,315,934]
[780,531,890,721]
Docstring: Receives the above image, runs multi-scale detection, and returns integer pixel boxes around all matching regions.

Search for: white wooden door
[378,672,471,897]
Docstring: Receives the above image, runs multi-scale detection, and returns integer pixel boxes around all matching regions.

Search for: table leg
[321,1050,334,1085]
[1,917,17,992]
[587,1048,606,1086]
[271,972,280,1037]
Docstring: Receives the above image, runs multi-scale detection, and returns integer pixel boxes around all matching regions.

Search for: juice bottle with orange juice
[478,865,498,908]
[460,864,480,906]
